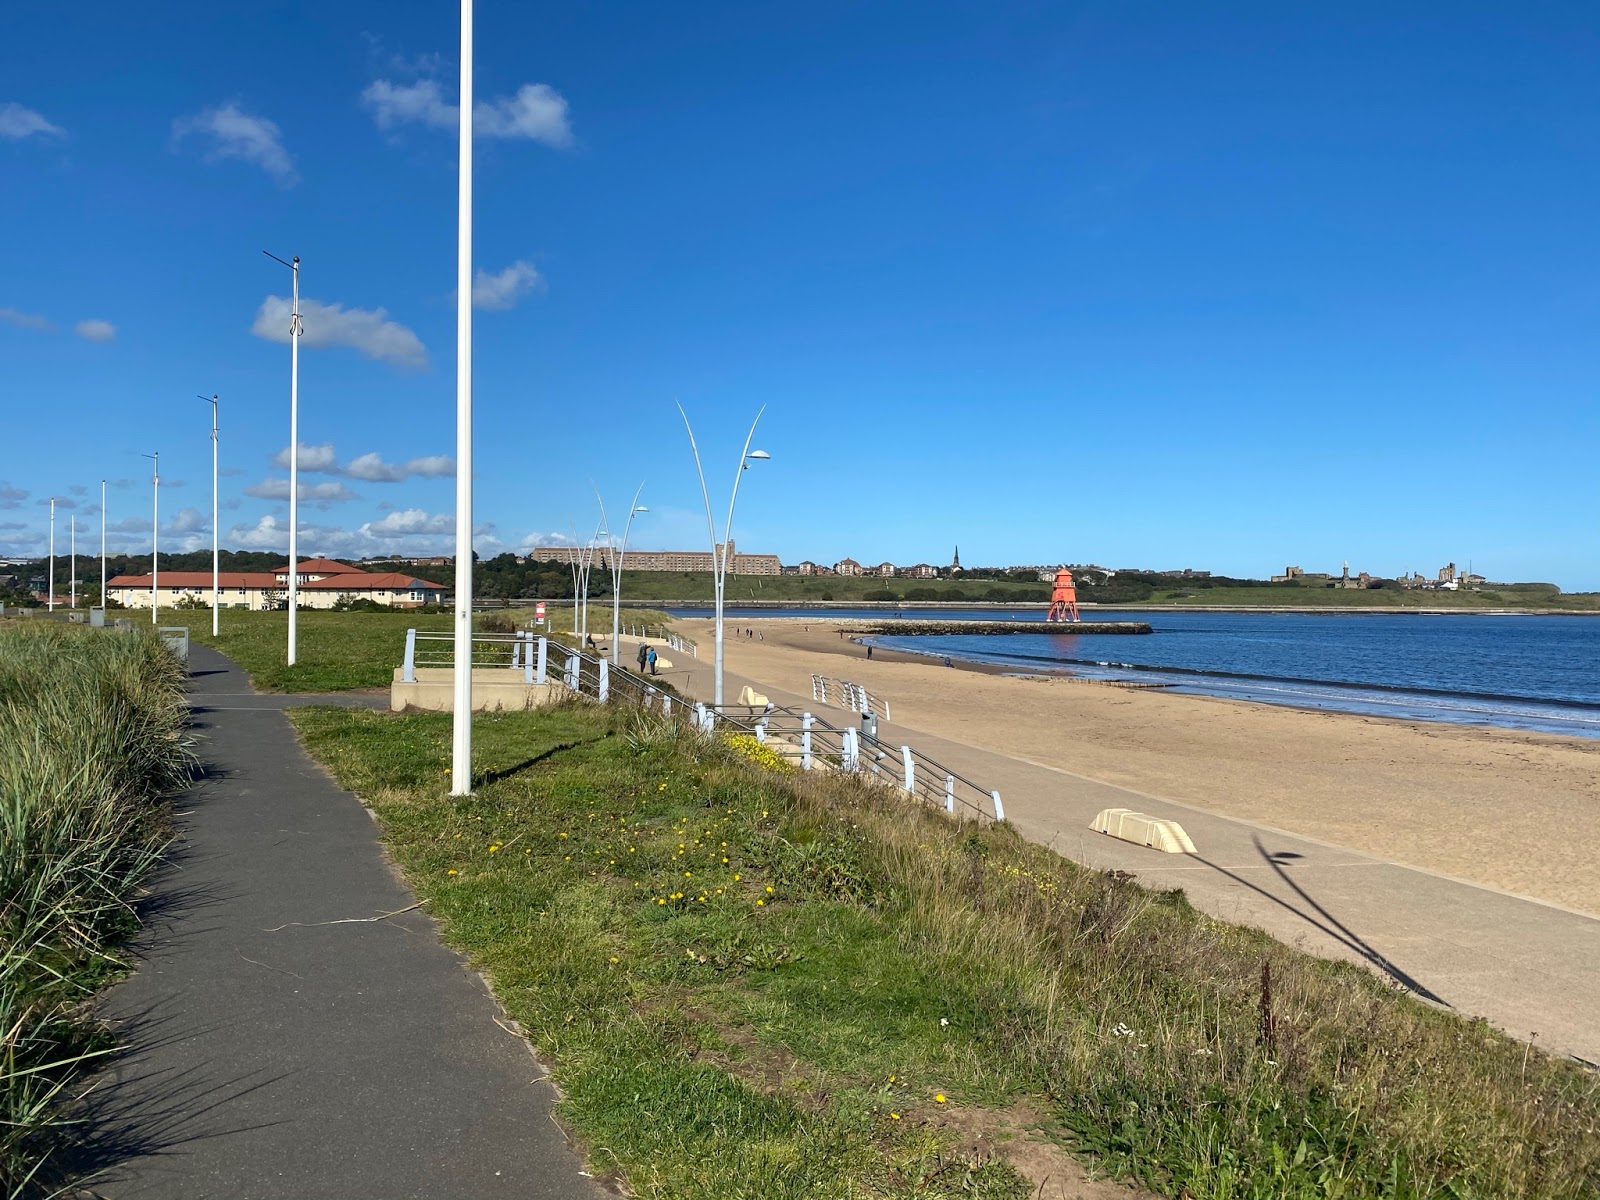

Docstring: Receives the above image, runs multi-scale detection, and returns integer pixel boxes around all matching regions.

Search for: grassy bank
[0,623,193,1195]
[292,700,1599,1199]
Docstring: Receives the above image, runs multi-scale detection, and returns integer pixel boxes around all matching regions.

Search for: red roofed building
[107,561,444,611]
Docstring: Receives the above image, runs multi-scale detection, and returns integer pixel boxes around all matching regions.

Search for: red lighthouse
[1046,569,1079,622]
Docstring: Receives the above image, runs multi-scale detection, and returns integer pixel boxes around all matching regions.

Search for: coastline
[686,616,1600,916]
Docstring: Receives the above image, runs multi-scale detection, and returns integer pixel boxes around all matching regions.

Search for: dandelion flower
[756,899,765,906]
[889,1112,900,1120]
[447,869,458,876]
[609,956,619,964]
[765,886,774,894]
[935,1093,947,1104]
[733,873,742,882]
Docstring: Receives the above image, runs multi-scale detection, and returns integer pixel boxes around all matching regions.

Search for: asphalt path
[80,645,604,1200]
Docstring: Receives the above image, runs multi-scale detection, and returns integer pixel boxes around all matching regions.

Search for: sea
[667,607,1600,739]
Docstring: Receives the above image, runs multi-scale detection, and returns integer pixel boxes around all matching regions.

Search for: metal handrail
[398,629,1000,822]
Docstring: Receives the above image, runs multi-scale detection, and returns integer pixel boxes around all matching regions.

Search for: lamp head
[746,450,771,460]
[633,505,650,514]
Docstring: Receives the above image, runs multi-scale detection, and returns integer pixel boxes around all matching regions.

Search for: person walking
[636,642,649,673]
[647,646,658,676]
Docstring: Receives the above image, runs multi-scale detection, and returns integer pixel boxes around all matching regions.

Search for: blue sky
[3,2,1597,587]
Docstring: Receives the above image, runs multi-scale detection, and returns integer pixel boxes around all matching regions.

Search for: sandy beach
[683,617,1600,917]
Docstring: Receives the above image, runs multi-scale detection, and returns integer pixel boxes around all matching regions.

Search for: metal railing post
[536,636,548,685]
[844,727,859,771]
[992,790,1005,821]
[695,701,707,731]
[802,711,813,770]
[599,658,610,702]
[403,628,417,683]
[945,774,956,813]
[901,746,915,794]
[565,652,579,690]
[663,694,673,717]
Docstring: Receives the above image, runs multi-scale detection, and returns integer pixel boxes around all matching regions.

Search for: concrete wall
[390,667,567,713]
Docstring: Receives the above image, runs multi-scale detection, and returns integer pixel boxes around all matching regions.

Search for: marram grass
[291,699,1600,1200]
[0,621,192,1197]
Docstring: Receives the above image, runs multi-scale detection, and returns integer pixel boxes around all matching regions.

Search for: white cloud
[344,451,455,482]
[0,483,27,509]
[172,102,297,186]
[251,295,427,369]
[0,103,65,141]
[359,508,455,538]
[0,307,54,332]
[75,319,116,342]
[272,443,340,472]
[268,444,453,482]
[361,78,573,148]
[472,261,542,310]
[68,485,88,497]
[476,85,573,146]
[243,479,360,507]
[38,496,77,509]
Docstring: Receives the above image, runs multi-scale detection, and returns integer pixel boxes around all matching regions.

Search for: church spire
[952,545,961,572]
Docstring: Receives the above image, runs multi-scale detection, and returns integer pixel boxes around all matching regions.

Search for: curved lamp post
[678,403,769,709]
[596,484,648,667]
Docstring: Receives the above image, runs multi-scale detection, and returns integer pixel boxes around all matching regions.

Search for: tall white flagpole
[99,480,106,610]
[450,0,475,795]
[47,498,55,612]
[70,514,76,608]
[288,260,301,662]
[142,453,159,623]
[205,394,219,636]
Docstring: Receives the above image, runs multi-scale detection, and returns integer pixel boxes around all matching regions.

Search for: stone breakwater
[841,620,1151,636]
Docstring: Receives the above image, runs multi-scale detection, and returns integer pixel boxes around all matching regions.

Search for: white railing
[810,674,892,721]
[400,630,998,823]
[618,623,699,658]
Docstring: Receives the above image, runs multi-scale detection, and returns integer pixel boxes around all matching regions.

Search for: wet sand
[689,617,1600,916]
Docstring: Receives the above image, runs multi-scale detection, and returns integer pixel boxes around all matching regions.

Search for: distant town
[0,546,1553,611]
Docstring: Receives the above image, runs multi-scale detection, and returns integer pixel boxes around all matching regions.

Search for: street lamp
[264,250,302,663]
[678,403,770,708]
[47,497,55,612]
[99,480,106,613]
[595,484,648,667]
[69,512,76,609]
[200,394,220,636]
[141,453,159,623]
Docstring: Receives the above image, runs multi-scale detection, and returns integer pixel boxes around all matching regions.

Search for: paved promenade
[640,641,1600,1067]
[85,646,603,1199]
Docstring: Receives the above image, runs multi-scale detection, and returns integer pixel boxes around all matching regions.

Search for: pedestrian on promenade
[866,645,873,659]
[636,642,649,673]
[647,646,658,676]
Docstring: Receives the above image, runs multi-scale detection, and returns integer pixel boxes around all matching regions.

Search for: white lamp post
[141,453,159,622]
[99,480,106,611]
[449,0,475,796]
[678,404,770,708]
[596,485,647,667]
[47,498,55,612]
[264,251,302,662]
[200,394,219,635]
[69,514,75,608]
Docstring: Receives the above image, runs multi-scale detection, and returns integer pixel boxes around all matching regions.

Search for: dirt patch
[935,1098,1154,1199]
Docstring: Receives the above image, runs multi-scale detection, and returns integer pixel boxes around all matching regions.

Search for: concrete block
[738,684,769,707]
[390,667,564,713]
[1090,807,1197,854]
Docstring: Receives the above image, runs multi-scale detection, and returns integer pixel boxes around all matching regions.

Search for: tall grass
[0,622,192,1197]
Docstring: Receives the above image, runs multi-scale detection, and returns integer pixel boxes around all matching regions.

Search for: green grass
[290,700,1600,1200]
[0,622,193,1196]
[178,606,678,693]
